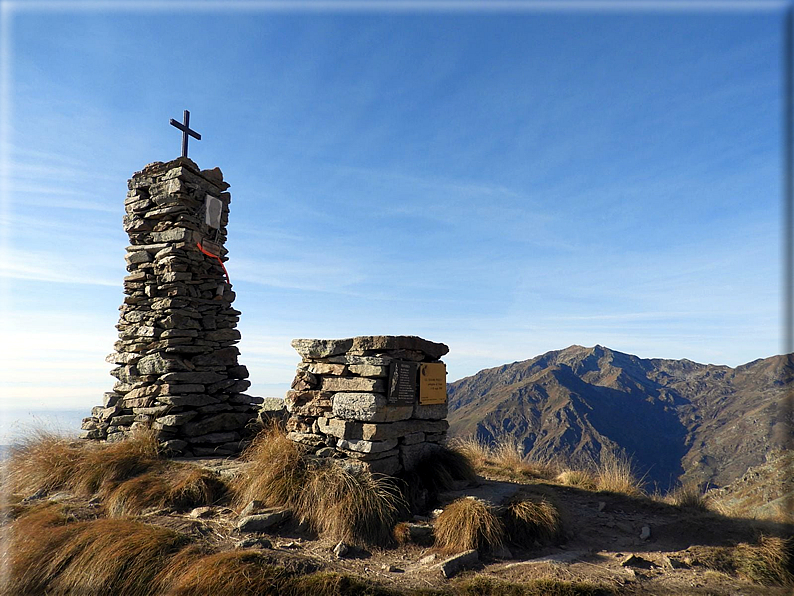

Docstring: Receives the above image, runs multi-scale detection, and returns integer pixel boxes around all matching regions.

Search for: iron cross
[169,110,201,158]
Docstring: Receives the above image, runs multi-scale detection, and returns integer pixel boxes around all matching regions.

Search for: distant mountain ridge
[447,345,792,490]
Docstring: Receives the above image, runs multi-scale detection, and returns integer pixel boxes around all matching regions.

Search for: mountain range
[447,345,792,491]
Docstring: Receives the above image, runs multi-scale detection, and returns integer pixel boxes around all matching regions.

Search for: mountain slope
[447,345,791,490]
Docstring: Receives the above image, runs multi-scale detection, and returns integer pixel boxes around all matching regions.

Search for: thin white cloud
[231,256,366,293]
[0,249,117,286]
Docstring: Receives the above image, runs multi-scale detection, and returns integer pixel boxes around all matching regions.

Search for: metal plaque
[388,360,418,405]
[419,363,447,405]
[205,195,223,229]
[200,239,221,257]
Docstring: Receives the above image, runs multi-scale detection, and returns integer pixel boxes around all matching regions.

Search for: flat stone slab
[321,377,385,393]
[337,438,398,453]
[438,479,521,508]
[436,549,479,578]
[332,392,413,423]
[237,508,290,533]
[291,336,449,359]
[503,550,586,568]
[318,418,448,441]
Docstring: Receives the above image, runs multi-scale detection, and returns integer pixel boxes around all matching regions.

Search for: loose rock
[236,508,290,533]
[438,549,479,579]
[333,541,350,558]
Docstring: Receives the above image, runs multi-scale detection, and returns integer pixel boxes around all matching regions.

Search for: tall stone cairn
[286,335,449,476]
[81,157,262,456]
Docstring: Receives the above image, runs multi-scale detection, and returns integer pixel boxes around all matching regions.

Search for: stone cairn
[285,335,450,476]
[81,157,261,456]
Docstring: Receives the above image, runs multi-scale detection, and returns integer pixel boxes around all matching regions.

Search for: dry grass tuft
[2,503,188,596]
[393,521,412,545]
[491,436,527,470]
[665,483,710,511]
[452,436,491,468]
[594,452,644,497]
[232,428,308,510]
[434,497,505,554]
[104,464,227,516]
[1,504,78,595]
[450,436,556,483]
[7,429,224,518]
[289,572,402,596]
[299,461,404,546]
[156,551,401,596]
[7,428,162,498]
[6,430,85,495]
[734,536,794,586]
[75,429,162,494]
[412,444,478,494]
[502,497,563,546]
[688,536,794,586]
[555,469,597,491]
[156,551,291,596]
[47,519,189,595]
[5,506,403,596]
[452,576,614,595]
[233,427,404,546]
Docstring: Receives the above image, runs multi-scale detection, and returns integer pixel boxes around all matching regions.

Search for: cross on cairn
[169,110,201,158]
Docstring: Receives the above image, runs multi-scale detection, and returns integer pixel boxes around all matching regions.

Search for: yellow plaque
[419,363,447,405]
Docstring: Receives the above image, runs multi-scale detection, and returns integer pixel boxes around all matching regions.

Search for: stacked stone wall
[285,335,449,475]
[81,157,261,456]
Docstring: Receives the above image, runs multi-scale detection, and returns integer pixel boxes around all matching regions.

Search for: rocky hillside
[447,345,792,491]
[707,450,794,521]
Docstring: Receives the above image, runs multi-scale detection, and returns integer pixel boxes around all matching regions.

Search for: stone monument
[81,149,261,456]
[285,335,450,475]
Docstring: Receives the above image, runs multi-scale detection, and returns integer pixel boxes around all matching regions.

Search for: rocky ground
[19,454,791,596]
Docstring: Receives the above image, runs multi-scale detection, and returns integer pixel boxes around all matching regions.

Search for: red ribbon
[196,242,231,286]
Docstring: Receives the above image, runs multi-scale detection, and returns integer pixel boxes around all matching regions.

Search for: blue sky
[0,1,787,428]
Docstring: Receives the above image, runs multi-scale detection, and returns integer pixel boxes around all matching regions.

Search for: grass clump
[5,430,85,495]
[491,437,529,471]
[2,504,188,596]
[450,436,555,483]
[593,452,644,497]
[393,521,412,545]
[452,436,491,468]
[104,464,227,516]
[434,497,504,554]
[1,505,80,595]
[733,536,794,586]
[555,469,597,491]
[75,429,161,494]
[156,551,292,596]
[289,572,403,596]
[6,428,226,516]
[5,508,406,596]
[413,444,478,494]
[394,444,477,514]
[7,429,226,516]
[156,550,405,596]
[300,461,404,546]
[665,482,710,511]
[451,576,613,596]
[233,427,404,546]
[158,550,408,596]
[502,496,563,546]
[232,427,307,510]
[46,518,189,595]
[688,536,794,586]
[7,428,161,498]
